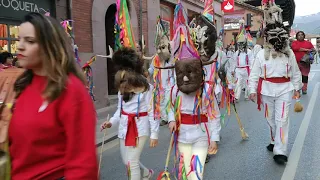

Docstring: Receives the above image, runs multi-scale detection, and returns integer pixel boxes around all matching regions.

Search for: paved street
[98,64,320,180]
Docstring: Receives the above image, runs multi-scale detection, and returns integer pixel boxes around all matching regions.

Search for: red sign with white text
[221,0,234,13]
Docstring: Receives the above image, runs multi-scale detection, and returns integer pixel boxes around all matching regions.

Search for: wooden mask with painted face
[175,58,203,94]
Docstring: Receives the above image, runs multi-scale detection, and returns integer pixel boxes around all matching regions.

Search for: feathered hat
[114,0,136,51]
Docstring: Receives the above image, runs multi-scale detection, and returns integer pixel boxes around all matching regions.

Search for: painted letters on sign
[0,0,53,21]
[221,0,234,13]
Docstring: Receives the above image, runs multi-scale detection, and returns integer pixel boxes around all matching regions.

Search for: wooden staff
[98,114,110,175]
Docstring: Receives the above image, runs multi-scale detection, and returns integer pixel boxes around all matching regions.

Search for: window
[0,23,19,54]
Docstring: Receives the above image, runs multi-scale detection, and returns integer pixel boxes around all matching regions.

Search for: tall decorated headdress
[155,1,217,93]
[112,0,148,102]
[171,1,200,61]
[153,16,172,63]
[262,0,290,59]
[154,16,169,48]
[236,19,246,43]
[198,0,218,59]
[114,0,136,51]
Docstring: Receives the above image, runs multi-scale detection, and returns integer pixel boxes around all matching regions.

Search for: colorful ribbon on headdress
[60,20,73,38]
[202,0,215,22]
[155,16,167,46]
[115,0,136,50]
[82,56,97,101]
[246,32,254,47]
[172,2,200,60]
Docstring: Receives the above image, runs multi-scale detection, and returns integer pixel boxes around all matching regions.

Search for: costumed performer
[248,0,302,165]
[147,16,175,126]
[232,19,254,101]
[101,48,159,180]
[101,1,159,179]
[159,2,221,179]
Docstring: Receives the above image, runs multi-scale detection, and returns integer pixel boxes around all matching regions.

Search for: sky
[295,0,320,16]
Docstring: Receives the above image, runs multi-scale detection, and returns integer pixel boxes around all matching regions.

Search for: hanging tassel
[294,97,303,113]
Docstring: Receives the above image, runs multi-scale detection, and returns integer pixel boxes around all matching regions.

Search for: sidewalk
[95,104,118,147]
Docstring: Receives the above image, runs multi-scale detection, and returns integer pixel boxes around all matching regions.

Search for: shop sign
[221,0,234,12]
[224,14,242,30]
[0,0,53,21]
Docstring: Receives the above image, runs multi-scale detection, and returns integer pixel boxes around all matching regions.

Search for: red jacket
[9,74,98,180]
[291,40,314,62]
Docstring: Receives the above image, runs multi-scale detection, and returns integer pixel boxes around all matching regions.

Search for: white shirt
[167,84,221,143]
[232,50,254,69]
[109,84,160,140]
[252,45,263,59]
[149,59,175,90]
[203,50,226,96]
[248,49,303,97]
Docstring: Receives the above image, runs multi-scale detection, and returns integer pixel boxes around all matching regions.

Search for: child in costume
[157,2,221,179]
[248,0,302,165]
[231,19,254,101]
[101,48,159,180]
[101,1,159,179]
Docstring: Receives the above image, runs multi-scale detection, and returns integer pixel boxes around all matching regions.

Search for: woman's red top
[291,40,314,62]
[9,74,98,180]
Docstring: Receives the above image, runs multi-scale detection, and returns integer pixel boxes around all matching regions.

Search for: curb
[96,134,118,147]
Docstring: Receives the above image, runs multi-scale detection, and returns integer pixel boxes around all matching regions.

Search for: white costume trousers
[178,140,208,180]
[120,136,150,180]
[262,92,292,155]
[235,68,249,100]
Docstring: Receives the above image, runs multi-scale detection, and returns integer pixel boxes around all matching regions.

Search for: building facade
[0,0,223,109]
[223,1,263,48]
[0,0,68,54]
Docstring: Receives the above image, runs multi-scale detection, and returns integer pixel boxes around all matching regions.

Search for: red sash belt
[257,77,290,111]
[121,110,148,146]
[178,113,210,145]
[180,113,208,124]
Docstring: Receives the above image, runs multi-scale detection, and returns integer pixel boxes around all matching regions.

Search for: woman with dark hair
[291,31,315,94]
[4,13,98,179]
[0,51,14,68]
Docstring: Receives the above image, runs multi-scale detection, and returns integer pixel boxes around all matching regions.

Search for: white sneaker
[142,169,154,180]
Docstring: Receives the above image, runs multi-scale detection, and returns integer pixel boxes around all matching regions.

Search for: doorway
[105,4,117,95]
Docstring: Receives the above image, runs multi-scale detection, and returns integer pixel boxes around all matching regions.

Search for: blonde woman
[8,13,98,179]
